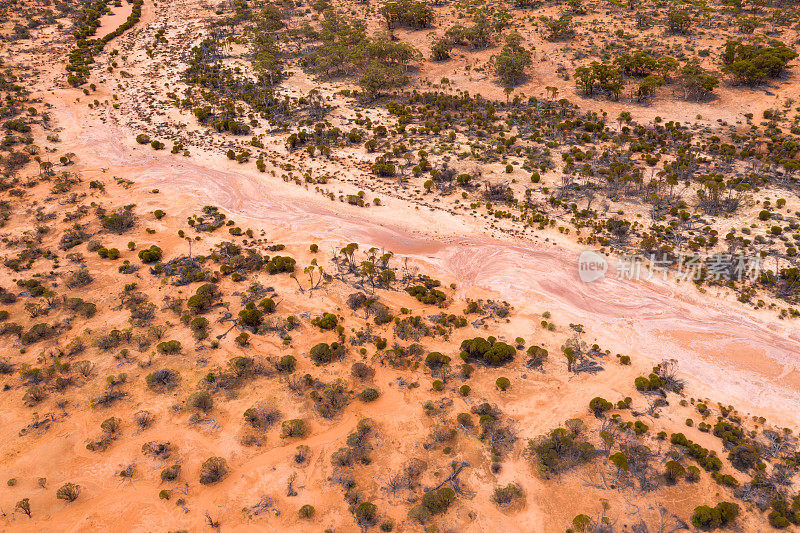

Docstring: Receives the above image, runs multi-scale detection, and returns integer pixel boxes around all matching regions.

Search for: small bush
[56,483,81,502]
[355,502,378,527]
[691,502,739,529]
[186,391,213,412]
[138,245,162,263]
[146,369,178,391]
[421,486,455,515]
[199,456,228,485]
[277,355,296,373]
[359,388,380,402]
[492,483,523,507]
[160,464,181,481]
[156,340,181,354]
[311,312,338,330]
[281,419,307,438]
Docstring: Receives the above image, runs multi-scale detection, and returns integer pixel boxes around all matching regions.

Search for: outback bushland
[0,0,799,530]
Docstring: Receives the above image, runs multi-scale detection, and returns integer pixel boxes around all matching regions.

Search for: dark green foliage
[666,9,692,34]
[311,378,350,418]
[138,245,162,263]
[712,419,745,447]
[301,11,418,98]
[156,340,181,354]
[588,397,614,418]
[634,373,663,391]
[277,355,297,373]
[60,224,88,250]
[541,14,573,41]
[492,483,523,507]
[421,486,455,515]
[425,351,451,370]
[64,297,97,318]
[65,268,93,288]
[187,283,218,314]
[101,206,135,234]
[265,255,295,274]
[690,502,739,529]
[186,391,213,412]
[281,418,307,438]
[56,482,80,502]
[530,422,596,476]
[243,403,281,429]
[670,433,723,471]
[359,388,379,402]
[722,39,797,85]
[21,323,56,345]
[311,313,338,330]
[407,283,446,306]
[259,297,276,313]
[355,501,378,527]
[380,0,434,29]
[526,346,548,368]
[665,460,685,483]
[309,342,343,364]
[727,443,759,471]
[574,61,623,100]
[768,497,800,528]
[495,33,531,86]
[199,456,228,484]
[238,304,264,330]
[459,336,516,366]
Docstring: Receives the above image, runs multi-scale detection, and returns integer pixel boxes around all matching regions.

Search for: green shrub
[56,483,81,502]
[425,351,451,370]
[421,486,455,515]
[492,483,523,507]
[495,377,510,391]
[355,502,378,527]
[665,460,685,484]
[186,391,213,412]
[199,456,228,485]
[588,397,613,416]
[277,355,296,373]
[309,342,343,365]
[21,323,56,345]
[156,340,181,354]
[160,464,180,481]
[265,255,296,274]
[311,312,338,330]
[138,245,162,263]
[359,388,379,402]
[460,336,515,366]
[281,419,307,438]
[690,502,739,529]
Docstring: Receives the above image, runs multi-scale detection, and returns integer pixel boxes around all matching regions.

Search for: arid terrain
[1,0,800,531]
